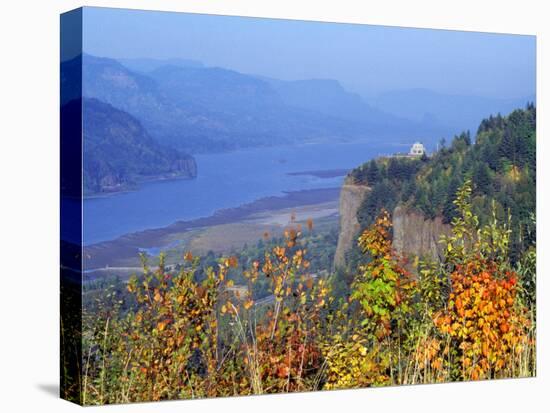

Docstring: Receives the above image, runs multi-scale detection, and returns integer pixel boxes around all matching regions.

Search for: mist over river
[83,140,401,245]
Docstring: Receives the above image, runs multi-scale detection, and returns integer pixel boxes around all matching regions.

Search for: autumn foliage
[219,226,329,394]
[435,261,530,380]
[76,180,535,404]
[431,181,534,381]
[323,180,534,389]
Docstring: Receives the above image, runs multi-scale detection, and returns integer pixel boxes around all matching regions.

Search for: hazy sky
[82,7,536,99]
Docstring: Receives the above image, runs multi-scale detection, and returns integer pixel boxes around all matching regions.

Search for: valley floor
[83,188,340,280]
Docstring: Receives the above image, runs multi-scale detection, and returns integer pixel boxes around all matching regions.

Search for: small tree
[221,225,329,394]
[436,180,532,380]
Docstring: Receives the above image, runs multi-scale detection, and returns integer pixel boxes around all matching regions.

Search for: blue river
[83,140,402,245]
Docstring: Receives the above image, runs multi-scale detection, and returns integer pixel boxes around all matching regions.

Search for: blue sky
[82,7,536,99]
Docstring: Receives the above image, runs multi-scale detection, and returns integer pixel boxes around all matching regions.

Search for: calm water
[83,141,399,245]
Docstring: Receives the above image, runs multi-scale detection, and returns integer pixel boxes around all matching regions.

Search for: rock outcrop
[333,177,370,269]
[392,205,452,262]
[171,157,197,178]
[333,180,452,269]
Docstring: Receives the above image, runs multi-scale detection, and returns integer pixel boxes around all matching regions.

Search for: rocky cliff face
[170,157,198,179]
[333,177,370,269]
[334,181,452,269]
[172,157,196,175]
[392,205,451,262]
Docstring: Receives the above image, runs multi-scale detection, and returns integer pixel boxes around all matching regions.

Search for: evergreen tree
[473,163,492,195]
[366,160,380,185]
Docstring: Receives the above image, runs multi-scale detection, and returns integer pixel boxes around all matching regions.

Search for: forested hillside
[81,98,197,195]
[349,104,536,263]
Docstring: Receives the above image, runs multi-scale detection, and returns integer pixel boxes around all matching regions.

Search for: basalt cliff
[334,177,451,270]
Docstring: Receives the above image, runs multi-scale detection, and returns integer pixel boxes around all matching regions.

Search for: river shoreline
[83,187,341,269]
[84,172,196,200]
[286,168,350,178]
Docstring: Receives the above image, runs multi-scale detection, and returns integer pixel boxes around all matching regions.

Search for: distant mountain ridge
[65,54,450,154]
[80,98,197,195]
[61,54,534,157]
[266,78,388,124]
[117,57,204,73]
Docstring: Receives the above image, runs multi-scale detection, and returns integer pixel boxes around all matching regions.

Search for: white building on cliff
[409,142,426,156]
